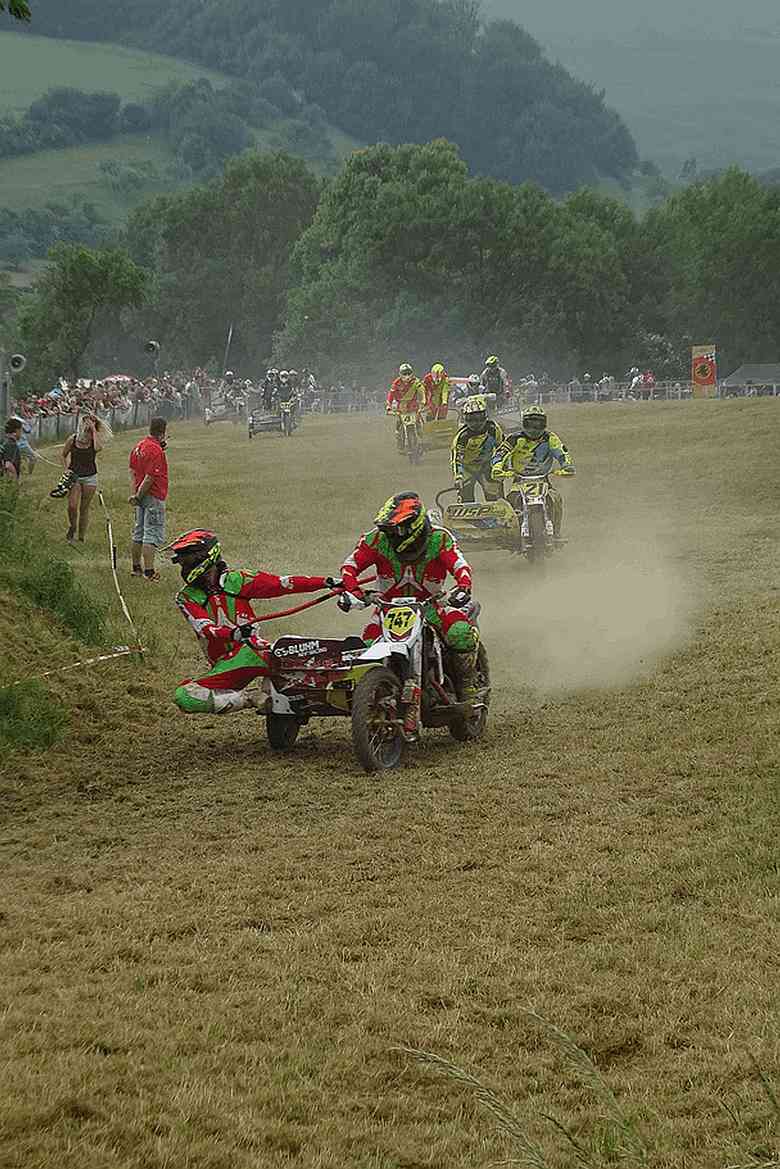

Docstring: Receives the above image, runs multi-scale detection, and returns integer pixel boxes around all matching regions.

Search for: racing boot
[449,649,480,704]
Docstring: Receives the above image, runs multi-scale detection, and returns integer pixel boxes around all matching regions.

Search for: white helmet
[462,395,488,431]
[467,373,481,388]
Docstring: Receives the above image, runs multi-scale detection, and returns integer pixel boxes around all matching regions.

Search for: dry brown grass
[1,401,778,1168]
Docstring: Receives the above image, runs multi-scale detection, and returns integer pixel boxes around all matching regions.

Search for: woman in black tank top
[60,413,112,544]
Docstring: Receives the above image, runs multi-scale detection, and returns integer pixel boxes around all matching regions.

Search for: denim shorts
[74,474,98,488]
[132,498,166,547]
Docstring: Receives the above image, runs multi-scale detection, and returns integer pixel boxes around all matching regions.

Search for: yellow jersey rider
[451,396,504,502]
[491,405,574,536]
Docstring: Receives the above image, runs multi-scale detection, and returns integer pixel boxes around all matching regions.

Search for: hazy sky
[484,0,780,42]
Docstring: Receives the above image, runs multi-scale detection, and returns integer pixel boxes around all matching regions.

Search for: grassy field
[0,30,227,114]
[1,401,778,1168]
[0,133,178,215]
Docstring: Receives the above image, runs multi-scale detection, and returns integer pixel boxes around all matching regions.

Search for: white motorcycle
[347,593,490,771]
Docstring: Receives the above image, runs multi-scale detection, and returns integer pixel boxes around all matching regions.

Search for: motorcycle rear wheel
[266,714,301,751]
[351,667,404,773]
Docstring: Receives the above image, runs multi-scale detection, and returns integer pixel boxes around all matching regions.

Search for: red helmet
[374,492,431,562]
[169,529,222,585]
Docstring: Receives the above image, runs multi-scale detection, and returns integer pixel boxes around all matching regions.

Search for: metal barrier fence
[14,400,171,446]
[516,381,780,407]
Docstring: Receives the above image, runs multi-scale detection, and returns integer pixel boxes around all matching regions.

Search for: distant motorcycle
[436,456,573,565]
[391,409,424,464]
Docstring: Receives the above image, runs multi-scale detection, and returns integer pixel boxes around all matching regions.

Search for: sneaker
[66,528,76,544]
[243,689,268,711]
[131,565,143,577]
[143,570,161,582]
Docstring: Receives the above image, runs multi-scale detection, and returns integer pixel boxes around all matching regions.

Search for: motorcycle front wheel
[526,506,547,564]
[351,667,404,773]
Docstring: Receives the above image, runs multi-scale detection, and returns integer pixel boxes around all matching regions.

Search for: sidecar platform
[271,635,366,670]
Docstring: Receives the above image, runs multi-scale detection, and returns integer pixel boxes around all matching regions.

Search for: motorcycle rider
[339,492,480,699]
[288,369,301,394]
[170,529,336,714]
[422,362,451,421]
[277,370,292,403]
[451,396,504,502]
[481,355,511,407]
[449,373,482,412]
[262,368,279,412]
[386,363,426,452]
[491,405,574,538]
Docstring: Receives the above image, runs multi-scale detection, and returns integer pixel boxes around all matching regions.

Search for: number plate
[385,606,417,638]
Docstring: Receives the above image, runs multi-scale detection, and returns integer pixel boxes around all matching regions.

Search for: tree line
[0,200,109,269]
[22,0,639,194]
[8,142,780,389]
[0,77,340,267]
[0,77,338,175]
[0,87,141,161]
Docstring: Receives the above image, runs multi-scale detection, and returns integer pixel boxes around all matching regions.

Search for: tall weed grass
[0,680,67,751]
[398,1016,779,1168]
[0,484,105,644]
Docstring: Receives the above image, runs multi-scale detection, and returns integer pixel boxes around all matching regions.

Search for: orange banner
[692,345,717,397]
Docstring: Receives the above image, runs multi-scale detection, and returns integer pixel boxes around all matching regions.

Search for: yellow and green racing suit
[491,430,574,536]
[451,420,504,501]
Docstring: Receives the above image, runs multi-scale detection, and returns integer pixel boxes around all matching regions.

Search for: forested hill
[19,0,638,194]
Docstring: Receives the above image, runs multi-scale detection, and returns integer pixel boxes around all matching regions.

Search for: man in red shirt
[129,416,169,581]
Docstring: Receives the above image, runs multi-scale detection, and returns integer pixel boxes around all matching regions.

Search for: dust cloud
[477,518,696,695]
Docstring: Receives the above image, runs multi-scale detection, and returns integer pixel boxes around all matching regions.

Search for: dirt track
[1,402,778,1168]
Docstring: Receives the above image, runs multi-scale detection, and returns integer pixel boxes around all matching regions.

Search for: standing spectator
[129,417,169,582]
[61,413,112,544]
[10,415,37,474]
[0,417,23,481]
[567,375,582,402]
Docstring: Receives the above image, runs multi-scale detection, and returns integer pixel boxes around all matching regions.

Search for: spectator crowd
[10,369,218,423]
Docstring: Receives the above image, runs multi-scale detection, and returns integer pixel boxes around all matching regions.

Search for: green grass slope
[0,29,359,272]
[0,133,177,215]
[0,30,227,114]
[0,401,778,1167]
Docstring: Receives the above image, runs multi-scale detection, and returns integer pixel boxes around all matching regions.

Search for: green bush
[0,681,68,752]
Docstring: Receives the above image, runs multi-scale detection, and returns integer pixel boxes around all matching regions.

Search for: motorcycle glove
[325,576,343,591]
[232,623,255,644]
[449,588,472,610]
[337,592,366,613]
